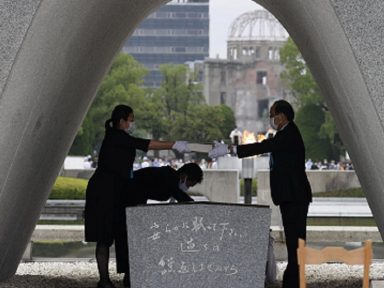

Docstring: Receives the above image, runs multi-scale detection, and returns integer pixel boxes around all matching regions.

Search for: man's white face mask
[270,117,278,130]
[124,122,135,134]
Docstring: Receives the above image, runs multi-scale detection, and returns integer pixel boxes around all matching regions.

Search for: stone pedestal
[189,170,240,203]
[126,202,271,288]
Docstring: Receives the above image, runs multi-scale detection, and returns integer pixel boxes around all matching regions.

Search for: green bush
[49,177,88,199]
[240,179,257,197]
[49,176,206,199]
[313,187,365,197]
[32,241,95,257]
[50,176,364,200]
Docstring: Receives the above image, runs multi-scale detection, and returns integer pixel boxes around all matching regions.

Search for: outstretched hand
[208,142,229,159]
[172,141,190,153]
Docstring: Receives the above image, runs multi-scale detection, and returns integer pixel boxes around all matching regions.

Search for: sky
[209,0,262,59]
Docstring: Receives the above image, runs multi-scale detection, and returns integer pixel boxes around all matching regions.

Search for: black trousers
[280,203,309,288]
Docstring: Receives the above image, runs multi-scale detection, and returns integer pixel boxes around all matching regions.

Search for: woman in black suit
[84,104,189,288]
[116,163,203,287]
[209,100,312,288]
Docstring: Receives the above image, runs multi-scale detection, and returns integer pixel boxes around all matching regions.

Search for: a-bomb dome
[228,9,288,41]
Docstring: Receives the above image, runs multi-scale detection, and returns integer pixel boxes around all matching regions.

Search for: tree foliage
[146,64,236,143]
[70,55,236,156]
[280,38,342,160]
[280,38,323,106]
[295,103,333,160]
[70,53,148,155]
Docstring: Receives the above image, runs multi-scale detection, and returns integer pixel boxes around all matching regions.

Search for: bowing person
[116,162,203,288]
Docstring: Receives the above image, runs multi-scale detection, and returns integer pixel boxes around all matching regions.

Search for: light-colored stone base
[371,280,384,288]
[24,225,383,261]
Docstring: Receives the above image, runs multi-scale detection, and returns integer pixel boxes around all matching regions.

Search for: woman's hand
[172,141,190,153]
[208,142,229,159]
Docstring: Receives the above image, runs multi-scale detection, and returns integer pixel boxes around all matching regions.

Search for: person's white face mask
[178,177,189,192]
[124,122,135,134]
[270,117,278,130]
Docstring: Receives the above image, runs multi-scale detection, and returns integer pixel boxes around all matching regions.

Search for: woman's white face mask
[124,122,135,134]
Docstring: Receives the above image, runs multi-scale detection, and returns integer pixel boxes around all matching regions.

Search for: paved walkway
[237,197,372,217]
[1,261,383,288]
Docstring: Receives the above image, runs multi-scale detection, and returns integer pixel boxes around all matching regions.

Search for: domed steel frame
[228,9,288,41]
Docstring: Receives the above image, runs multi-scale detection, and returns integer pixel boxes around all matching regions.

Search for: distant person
[329,160,337,170]
[83,155,92,169]
[140,156,151,168]
[199,158,208,169]
[84,104,190,288]
[311,162,319,170]
[305,159,313,170]
[209,99,312,288]
[116,163,203,288]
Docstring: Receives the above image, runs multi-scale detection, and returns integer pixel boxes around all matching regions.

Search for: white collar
[278,121,289,131]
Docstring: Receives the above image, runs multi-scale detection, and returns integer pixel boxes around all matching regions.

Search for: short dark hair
[105,104,133,129]
[177,163,203,183]
[273,100,294,121]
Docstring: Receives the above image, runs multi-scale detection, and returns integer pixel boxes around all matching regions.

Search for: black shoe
[97,280,117,288]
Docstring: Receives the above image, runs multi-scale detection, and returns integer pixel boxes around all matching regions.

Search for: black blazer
[237,122,312,205]
[126,166,194,206]
[84,127,150,242]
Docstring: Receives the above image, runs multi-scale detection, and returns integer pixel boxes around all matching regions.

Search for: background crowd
[83,155,353,171]
[305,158,354,171]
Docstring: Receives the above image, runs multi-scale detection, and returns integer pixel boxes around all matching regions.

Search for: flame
[242,130,257,144]
[257,133,266,142]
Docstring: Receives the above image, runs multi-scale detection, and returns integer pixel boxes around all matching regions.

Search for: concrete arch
[0,0,383,281]
[0,0,169,280]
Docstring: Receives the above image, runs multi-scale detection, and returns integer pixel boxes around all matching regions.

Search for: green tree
[138,64,204,141]
[150,64,236,144]
[280,38,342,160]
[70,53,148,155]
[70,60,236,157]
[158,64,204,118]
[295,103,333,160]
[280,39,322,106]
[170,105,235,143]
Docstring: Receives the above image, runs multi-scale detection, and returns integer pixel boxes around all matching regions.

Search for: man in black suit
[209,99,312,288]
[116,162,203,288]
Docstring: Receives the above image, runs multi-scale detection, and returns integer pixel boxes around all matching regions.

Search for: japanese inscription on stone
[126,202,271,288]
